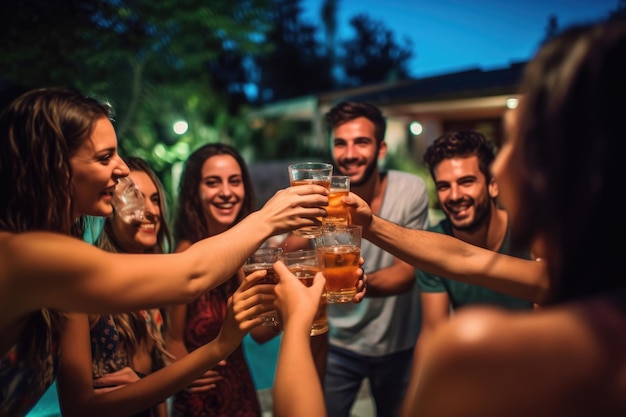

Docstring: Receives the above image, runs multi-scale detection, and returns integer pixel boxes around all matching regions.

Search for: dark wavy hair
[0,87,112,236]
[423,130,496,183]
[512,17,626,303]
[0,87,112,365]
[174,142,256,244]
[324,101,387,144]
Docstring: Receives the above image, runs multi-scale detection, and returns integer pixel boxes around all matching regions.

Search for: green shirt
[417,218,533,310]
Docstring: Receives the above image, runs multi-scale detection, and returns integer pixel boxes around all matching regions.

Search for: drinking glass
[280,249,328,336]
[113,176,145,223]
[315,225,362,303]
[287,162,333,238]
[243,247,283,326]
[326,175,350,228]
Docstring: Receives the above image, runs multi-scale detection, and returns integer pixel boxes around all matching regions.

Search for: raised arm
[343,192,551,304]
[57,269,275,417]
[0,184,328,326]
[272,261,327,417]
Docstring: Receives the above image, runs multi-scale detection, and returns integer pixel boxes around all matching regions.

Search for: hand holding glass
[287,162,333,238]
[243,247,283,326]
[315,225,362,303]
[280,249,329,336]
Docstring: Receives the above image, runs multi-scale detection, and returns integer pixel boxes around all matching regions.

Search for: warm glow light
[506,98,519,109]
[173,120,188,135]
[409,121,423,136]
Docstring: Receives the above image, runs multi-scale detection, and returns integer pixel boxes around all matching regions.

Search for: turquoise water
[26,333,281,416]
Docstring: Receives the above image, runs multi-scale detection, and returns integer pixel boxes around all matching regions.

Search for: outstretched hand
[258,185,329,236]
[217,269,276,349]
[342,192,373,231]
[273,260,325,332]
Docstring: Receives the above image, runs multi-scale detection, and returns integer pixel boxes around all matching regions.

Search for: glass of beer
[279,249,328,336]
[287,162,333,238]
[315,225,362,303]
[326,175,350,228]
[243,247,283,326]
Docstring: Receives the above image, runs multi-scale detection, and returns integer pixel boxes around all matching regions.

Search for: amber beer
[288,161,333,238]
[321,245,361,303]
[242,262,279,325]
[243,247,283,326]
[326,189,349,226]
[288,264,329,336]
[326,176,350,227]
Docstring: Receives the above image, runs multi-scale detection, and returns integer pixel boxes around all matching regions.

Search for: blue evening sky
[302,0,619,78]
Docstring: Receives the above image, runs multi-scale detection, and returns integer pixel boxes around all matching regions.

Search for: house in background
[247,61,526,169]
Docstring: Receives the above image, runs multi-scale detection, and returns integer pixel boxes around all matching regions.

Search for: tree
[0,0,273,160]
[340,14,413,87]
[254,0,335,103]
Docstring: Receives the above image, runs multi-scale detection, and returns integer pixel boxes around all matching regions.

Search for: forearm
[274,323,326,417]
[64,337,236,417]
[365,262,416,296]
[365,216,551,303]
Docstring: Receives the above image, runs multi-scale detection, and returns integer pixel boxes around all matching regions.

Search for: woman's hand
[273,261,325,332]
[257,185,329,236]
[215,269,276,351]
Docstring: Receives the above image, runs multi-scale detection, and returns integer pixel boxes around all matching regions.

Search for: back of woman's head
[0,87,112,235]
[174,142,256,243]
[513,17,626,302]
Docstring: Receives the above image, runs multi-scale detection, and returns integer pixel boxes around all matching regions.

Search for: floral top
[90,309,165,377]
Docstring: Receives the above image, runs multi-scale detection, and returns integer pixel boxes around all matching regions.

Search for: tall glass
[315,225,362,303]
[287,162,333,238]
[243,247,283,326]
[326,175,350,228]
[280,249,328,336]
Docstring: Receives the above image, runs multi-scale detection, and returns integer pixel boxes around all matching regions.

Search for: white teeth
[215,203,234,209]
[139,224,155,230]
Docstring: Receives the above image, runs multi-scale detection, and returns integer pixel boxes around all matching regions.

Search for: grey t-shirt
[328,170,430,356]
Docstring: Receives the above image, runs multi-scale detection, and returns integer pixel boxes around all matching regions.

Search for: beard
[339,157,379,187]
[448,196,492,232]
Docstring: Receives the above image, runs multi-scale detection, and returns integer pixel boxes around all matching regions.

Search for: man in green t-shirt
[414,130,534,372]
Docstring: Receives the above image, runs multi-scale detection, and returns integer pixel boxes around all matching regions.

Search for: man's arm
[344,193,551,304]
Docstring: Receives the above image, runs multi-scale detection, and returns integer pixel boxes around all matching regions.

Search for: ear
[377,141,388,160]
[488,177,499,199]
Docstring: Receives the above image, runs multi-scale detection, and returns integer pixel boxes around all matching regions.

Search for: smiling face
[434,155,497,231]
[332,117,386,187]
[69,117,129,219]
[198,154,245,235]
[109,170,161,253]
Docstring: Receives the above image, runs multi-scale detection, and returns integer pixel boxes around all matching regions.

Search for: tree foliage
[0,0,417,180]
[1,0,273,158]
[341,14,413,86]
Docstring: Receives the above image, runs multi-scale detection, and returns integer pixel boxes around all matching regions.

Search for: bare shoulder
[412,302,626,416]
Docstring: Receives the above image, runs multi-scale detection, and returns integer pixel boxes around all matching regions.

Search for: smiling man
[323,101,430,417]
[412,129,534,376]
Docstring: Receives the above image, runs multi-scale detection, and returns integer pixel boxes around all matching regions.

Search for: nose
[448,184,462,201]
[143,196,159,217]
[218,181,234,198]
[112,154,130,179]
[344,142,357,160]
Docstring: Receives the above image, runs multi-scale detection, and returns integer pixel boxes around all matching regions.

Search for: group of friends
[1,16,625,417]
